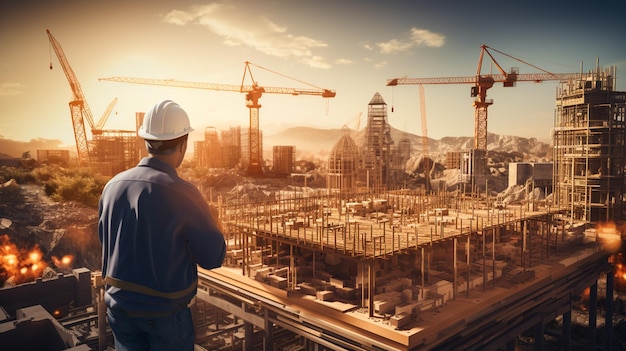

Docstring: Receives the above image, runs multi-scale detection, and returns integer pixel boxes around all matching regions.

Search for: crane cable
[48,40,53,70]
[248,61,332,116]
[247,61,327,92]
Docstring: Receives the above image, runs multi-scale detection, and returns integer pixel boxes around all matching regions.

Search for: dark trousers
[106,307,194,351]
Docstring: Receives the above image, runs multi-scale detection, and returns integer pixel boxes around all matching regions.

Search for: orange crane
[100,61,335,176]
[47,29,118,165]
[387,45,582,151]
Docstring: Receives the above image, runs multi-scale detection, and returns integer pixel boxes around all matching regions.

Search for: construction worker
[98,99,226,351]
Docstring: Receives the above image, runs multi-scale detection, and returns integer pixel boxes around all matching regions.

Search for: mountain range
[264,125,552,162]
[1,126,552,163]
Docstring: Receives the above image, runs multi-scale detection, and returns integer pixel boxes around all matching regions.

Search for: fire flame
[0,234,48,285]
[52,254,74,269]
[610,253,626,291]
[595,222,623,254]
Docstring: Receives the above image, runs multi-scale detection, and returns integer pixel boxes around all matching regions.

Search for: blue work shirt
[98,157,226,315]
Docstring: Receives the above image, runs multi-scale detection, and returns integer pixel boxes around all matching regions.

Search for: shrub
[0,166,36,184]
[33,165,109,208]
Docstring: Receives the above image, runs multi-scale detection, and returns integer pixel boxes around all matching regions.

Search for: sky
[1,0,625,153]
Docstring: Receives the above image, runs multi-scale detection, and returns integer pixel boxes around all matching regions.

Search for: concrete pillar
[97,283,107,351]
[605,269,614,351]
[589,281,597,349]
[533,321,544,350]
[368,261,374,317]
[264,309,273,351]
[305,339,319,350]
[562,301,572,351]
[466,233,471,298]
[506,339,515,351]
[453,237,457,298]
[244,321,254,351]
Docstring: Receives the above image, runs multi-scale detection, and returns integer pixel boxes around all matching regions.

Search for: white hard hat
[138,100,194,140]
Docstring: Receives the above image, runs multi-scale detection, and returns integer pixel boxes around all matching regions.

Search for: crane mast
[100,62,335,176]
[47,29,97,166]
[418,84,434,188]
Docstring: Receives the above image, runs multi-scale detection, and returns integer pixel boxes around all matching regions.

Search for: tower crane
[47,29,119,164]
[100,61,336,176]
[417,84,435,188]
[387,45,582,151]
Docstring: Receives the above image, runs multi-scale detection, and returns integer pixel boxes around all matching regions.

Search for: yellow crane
[387,45,582,151]
[47,29,118,165]
[100,61,335,176]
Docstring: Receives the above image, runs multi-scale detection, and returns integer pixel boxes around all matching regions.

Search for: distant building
[240,128,263,173]
[445,151,462,170]
[221,127,242,170]
[389,137,411,187]
[272,145,295,175]
[194,127,223,169]
[327,127,360,194]
[361,92,393,190]
[508,162,552,188]
[36,150,70,165]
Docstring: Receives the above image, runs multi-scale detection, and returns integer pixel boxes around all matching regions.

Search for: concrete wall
[508,162,553,187]
[0,268,91,317]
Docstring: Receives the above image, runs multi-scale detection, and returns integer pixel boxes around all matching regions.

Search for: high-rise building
[240,128,263,173]
[272,145,295,175]
[361,92,393,190]
[221,126,242,170]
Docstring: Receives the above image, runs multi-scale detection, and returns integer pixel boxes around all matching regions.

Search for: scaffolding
[90,130,139,176]
[552,64,626,222]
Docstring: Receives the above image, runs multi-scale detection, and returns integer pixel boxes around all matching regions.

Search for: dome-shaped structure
[327,126,360,193]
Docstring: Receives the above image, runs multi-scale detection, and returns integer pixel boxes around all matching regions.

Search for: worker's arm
[184,198,226,269]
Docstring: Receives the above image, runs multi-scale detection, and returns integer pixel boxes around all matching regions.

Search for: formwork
[208,187,617,350]
[552,65,626,222]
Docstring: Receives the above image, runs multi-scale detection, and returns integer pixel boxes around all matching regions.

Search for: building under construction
[361,93,393,191]
[3,65,626,350]
[553,64,626,223]
[90,130,140,177]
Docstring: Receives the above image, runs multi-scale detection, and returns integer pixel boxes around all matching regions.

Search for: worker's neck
[148,151,183,169]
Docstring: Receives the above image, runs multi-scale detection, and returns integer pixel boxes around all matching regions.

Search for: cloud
[335,58,355,65]
[374,61,388,69]
[377,27,445,54]
[163,4,331,69]
[0,82,24,96]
